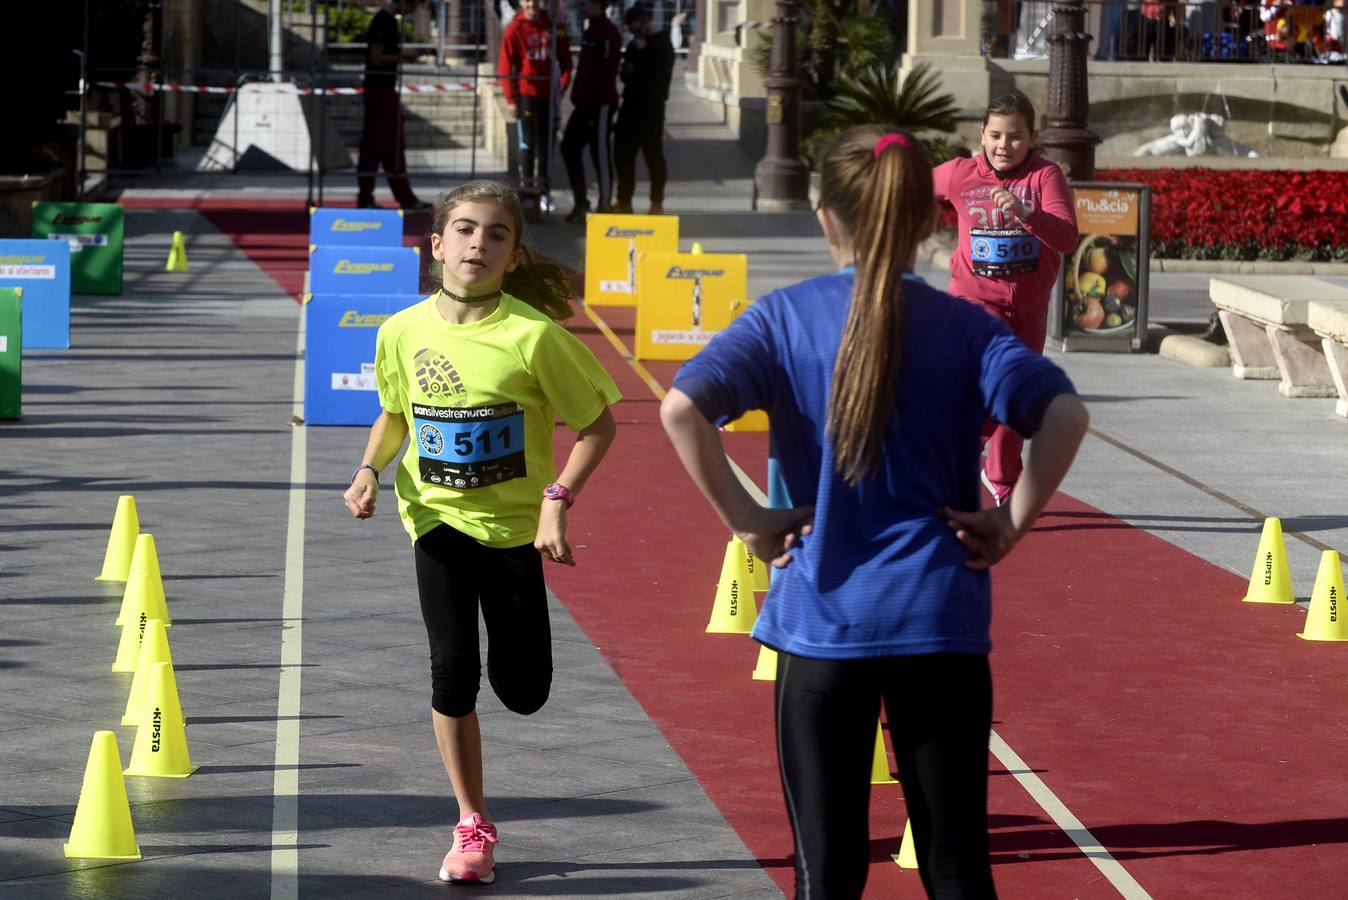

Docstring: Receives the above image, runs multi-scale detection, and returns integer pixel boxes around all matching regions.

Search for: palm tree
[748,3,896,100]
[804,61,961,167]
[820,61,958,132]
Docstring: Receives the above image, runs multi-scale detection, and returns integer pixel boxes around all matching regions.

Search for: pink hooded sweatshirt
[933,152,1078,315]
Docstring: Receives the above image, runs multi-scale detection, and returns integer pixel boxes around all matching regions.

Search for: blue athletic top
[672,270,1077,659]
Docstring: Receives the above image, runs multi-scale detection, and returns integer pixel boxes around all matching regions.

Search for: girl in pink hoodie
[934,91,1078,506]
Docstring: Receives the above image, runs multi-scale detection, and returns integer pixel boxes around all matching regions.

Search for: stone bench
[1210,276,1348,398]
[1308,300,1348,418]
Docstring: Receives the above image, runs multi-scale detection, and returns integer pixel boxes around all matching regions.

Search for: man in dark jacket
[357,0,430,211]
[560,0,622,222]
[612,4,674,215]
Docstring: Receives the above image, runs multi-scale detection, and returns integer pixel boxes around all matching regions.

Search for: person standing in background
[611,4,675,215]
[357,0,431,212]
[933,91,1078,507]
[560,0,622,222]
[661,126,1089,898]
[499,0,573,208]
[343,181,621,886]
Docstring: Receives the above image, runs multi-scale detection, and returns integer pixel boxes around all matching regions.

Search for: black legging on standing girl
[774,651,997,899]
[413,523,553,718]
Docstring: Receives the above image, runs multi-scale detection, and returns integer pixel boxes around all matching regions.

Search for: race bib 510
[969,228,1039,277]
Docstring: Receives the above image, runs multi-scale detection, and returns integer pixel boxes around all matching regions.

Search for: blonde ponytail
[820,127,934,486]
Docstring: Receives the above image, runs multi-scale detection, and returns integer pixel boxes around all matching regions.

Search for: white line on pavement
[271,312,307,899]
[989,731,1151,898]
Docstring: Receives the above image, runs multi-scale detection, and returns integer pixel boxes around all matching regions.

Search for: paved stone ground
[0,204,785,898]
[5,58,1347,900]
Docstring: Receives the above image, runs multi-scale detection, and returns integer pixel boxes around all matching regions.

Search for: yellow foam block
[585,214,678,307]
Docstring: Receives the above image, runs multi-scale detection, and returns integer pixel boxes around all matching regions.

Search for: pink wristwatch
[542,482,575,509]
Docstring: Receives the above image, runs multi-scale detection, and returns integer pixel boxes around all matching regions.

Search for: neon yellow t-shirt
[374,294,621,547]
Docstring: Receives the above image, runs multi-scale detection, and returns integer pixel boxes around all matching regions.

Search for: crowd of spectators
[987,0,1345,63]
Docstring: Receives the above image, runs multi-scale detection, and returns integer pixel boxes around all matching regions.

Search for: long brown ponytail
[430,180,575,321]
[819,126,934,486]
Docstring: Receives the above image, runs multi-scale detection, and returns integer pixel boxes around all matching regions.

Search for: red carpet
[118,197,434,299]
[989,497,1348,898]
[554,306,1348,897]
[179,201,1348,897]
[552,307,1110,898]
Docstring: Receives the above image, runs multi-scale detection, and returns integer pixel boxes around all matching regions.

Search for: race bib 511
[412,402,526,489]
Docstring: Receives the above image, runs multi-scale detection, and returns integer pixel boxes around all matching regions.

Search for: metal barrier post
[307,2,319,208]
[438,1,449,66]
[471,64,480,179]
[74,50,88,200]
[269,0,284,82]
[317,70,328,207]
[233,74,245,172]
[155,72,165,173]
[395,43,404,188]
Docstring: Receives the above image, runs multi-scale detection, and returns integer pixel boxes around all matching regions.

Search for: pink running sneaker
[438,813,498,884]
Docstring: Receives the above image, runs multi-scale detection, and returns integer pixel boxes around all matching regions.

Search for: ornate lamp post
[753,0,810,211]
[1037,0,1100,180]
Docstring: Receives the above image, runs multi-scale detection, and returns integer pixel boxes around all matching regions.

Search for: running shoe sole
[438,867,496,885]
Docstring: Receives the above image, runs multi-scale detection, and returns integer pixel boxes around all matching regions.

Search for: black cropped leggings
[413,523,553,718]
[775,651,996,899]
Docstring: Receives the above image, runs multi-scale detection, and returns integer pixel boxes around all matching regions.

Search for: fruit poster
[1052,184,1151,350]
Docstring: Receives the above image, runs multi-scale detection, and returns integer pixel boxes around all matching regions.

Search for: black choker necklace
[438,286,502,304]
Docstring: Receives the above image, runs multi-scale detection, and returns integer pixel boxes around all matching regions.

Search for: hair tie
[873,133,910,160]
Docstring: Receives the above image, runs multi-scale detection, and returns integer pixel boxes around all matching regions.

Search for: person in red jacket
[934,91,1078,507]
[560,0,622,222]
[498,0,572,205]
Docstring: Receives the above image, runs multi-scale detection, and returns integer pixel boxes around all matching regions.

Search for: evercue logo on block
[666,266,725,279]
[334,260,396,274]
[605,226,655,239]
[338,311,392,327]
[0,254,55,278]
[331,219,383,232]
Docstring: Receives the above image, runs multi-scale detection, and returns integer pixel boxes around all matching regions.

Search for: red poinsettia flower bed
[1096,168,1348,261]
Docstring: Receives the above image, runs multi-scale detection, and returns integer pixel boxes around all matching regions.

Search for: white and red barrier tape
[739,20,772,29]
[92,80,475,95]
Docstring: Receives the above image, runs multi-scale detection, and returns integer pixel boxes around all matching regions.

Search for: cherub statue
[1134,112,1258,157]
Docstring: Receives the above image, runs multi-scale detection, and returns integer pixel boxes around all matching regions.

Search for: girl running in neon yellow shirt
[342,180,620,885]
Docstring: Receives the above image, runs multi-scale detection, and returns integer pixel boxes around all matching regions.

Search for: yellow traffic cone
[707,538,757,633]
[114,571,158,634]
[891,818,918,869]
[751,643,777,681]
[122,619,173,727]
[166,231,189,272]
[1299,550,1348,641]
[871,720,897,784]
[111,613,145,673]
[116,535,170,628]
[1241,517,1294,604]
[744,541,771,592]
[96,495,139,582]
[125,662,197,778]
[63,731,141,859]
